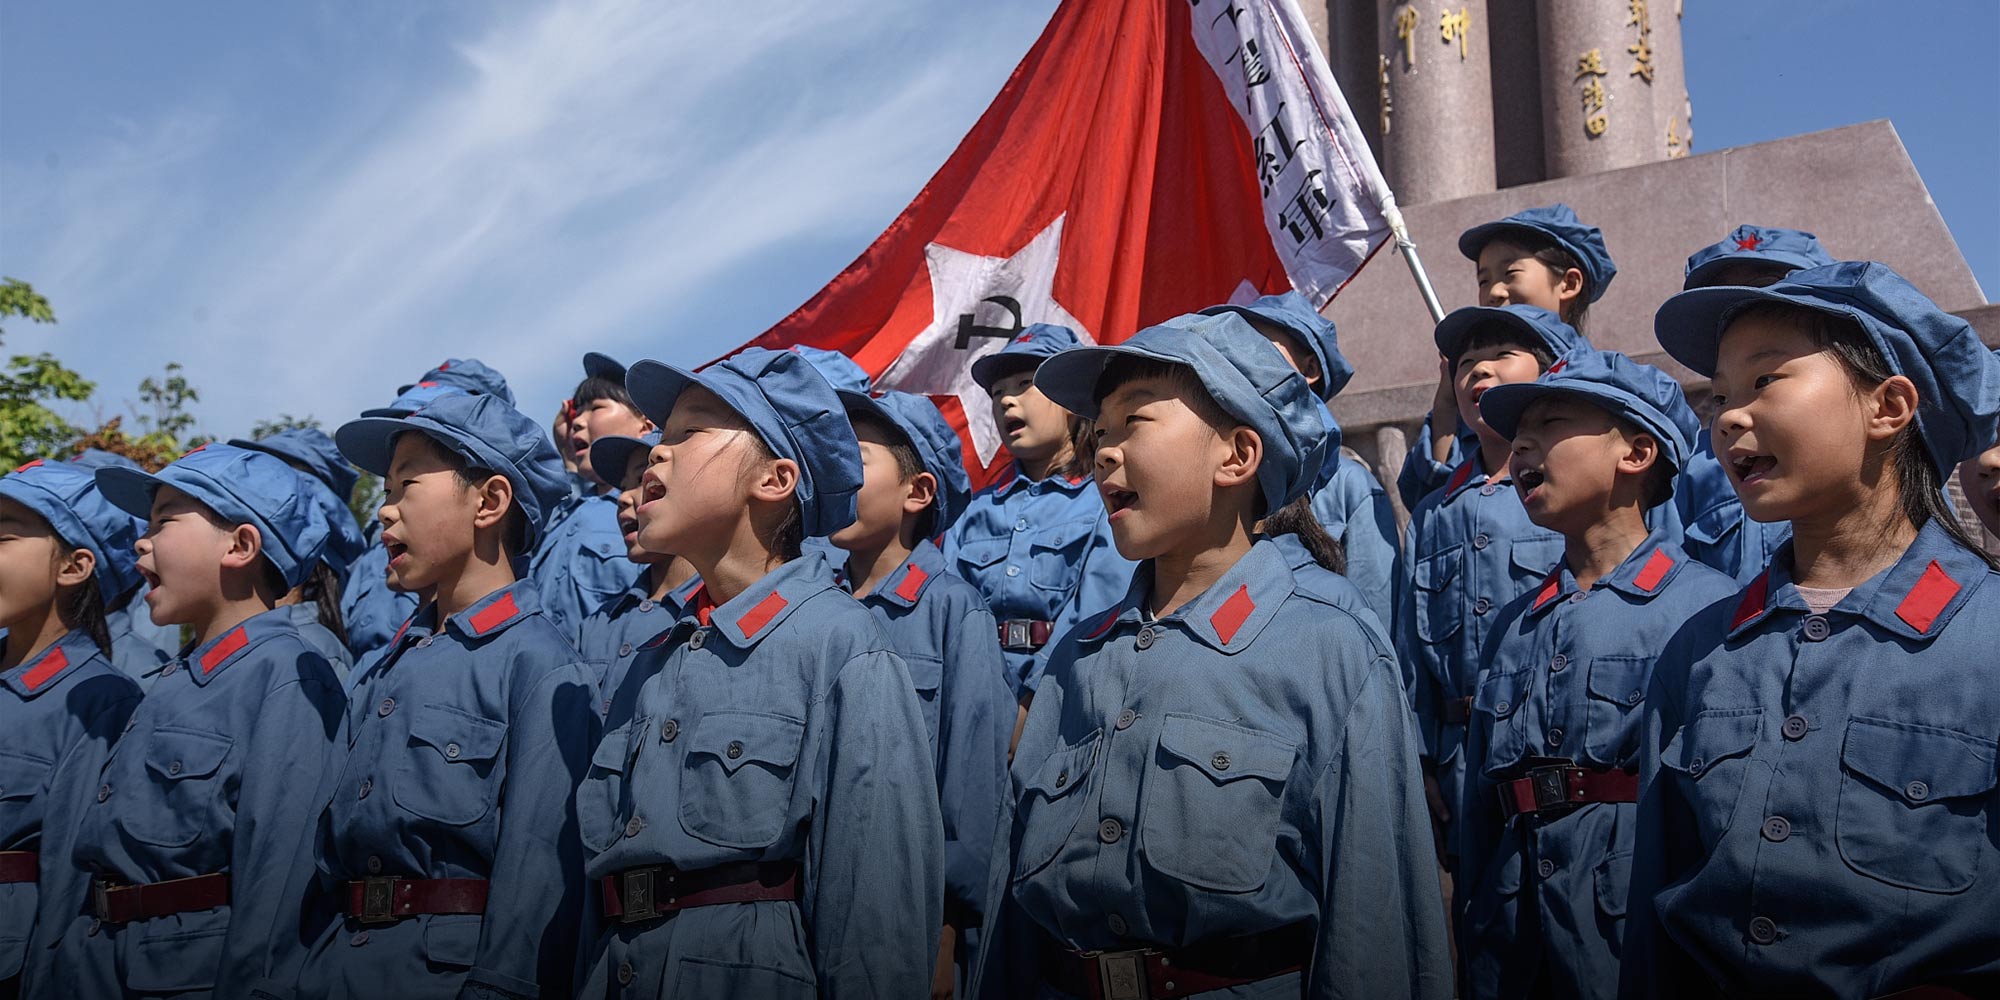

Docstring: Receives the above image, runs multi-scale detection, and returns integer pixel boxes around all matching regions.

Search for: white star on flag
[877,214,1092,465]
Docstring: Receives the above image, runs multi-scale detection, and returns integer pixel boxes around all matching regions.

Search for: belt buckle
[90,880,117,921]
[619,868,659,924]
[1095,948,1147,1000]
[1526,762,1575,812]
[1003,620,1033,650]
[359,877,399,925]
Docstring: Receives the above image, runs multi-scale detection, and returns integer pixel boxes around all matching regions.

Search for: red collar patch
[893,562,929,602]
[1632,549,1675,593]
[1446,460,1476,494]
[391,615,414,648]
[1730,572,1771,631]
[1209,585,1256,645]
[735,591,788,640]
[201,627,249,674]
[468,592,520,635]
[1894,560,1960,633]
[1083,610,1121,642]
[22,644,72,692]
[1531,572,1563,612]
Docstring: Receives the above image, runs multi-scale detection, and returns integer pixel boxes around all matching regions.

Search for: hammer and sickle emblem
[954,294,1024,350]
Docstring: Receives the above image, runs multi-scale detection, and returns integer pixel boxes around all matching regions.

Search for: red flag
[730,0,1392,487]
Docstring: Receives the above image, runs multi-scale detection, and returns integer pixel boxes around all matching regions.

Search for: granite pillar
[1537,0,1659,178]
[1378,0,1497,204]
[1487,0,1546,188]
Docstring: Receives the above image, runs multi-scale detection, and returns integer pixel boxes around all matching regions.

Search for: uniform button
[358,779,373,799]
[1210,751,1231,772]
[617,960,635,985]
[726,741,744,760]
[1480,484,1498,496]
[160,662,176,678]
[97,783,111,802]
[618,643,634,657]
[1748,916,1778,945]
[1781,714,1809,741]
[1626,689,1643,706]
[1549,654,1568,672]
[1536,859,1556,878]
[350,931,370,947]
[1098,818,1123,844]
[1054,770,1069,789]
[661,719,680,742]
[378,698,396,717]
[625,816,646,838]
[689,631,706,651]
[1472,533,1490,550]
[416,636,434,648]
[1474,597,1492,615]
[168,761,182,776]
[1761,816,1791,842]
[1005,565,1021,577]
[1115,709,1136,731]
[366,855,383,874]
[1495,701,1510,715]
[1568,592,1587,604]
[638,600,655,612]
[1107,913,1128,936]
[1014,518,1029,531]
[445,743,461,760]
[1546,727,1564,747]
[1904,780,1930,802]
[1801,616,1830,642]
[1135,628,1156,650]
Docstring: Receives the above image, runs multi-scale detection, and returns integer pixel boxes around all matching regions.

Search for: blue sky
[3,0,1995,441]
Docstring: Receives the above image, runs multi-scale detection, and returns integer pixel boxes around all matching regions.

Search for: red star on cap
[1735,235,1762,251]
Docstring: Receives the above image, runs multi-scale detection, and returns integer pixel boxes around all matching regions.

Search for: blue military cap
[969,323,1084,391]
[67,448,141,472]
[1458,203,1617,302]
[1683,225,1836,290]
[586,431,661,490]
[94,445,331,590]
[1479,349,1701,485]
[1434,304,1587,363]
[627,348,864,538]
[365,381,469,418]
[1200,291,1356,400]
[790,346,872,393]
[334,393,570,548]
[582,352,627,384]
[1656,260,2000,479]
[229,428,358,503]
[395,357,515,405]
[1033,312,1328,511]
[2,459,144,600]
[837,389,973,533]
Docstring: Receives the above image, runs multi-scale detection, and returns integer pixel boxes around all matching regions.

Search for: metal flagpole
[1378,201,1448,326]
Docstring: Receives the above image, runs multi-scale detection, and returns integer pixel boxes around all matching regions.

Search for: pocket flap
[1476,670,1532,721]
[955,537,1008,570]
[1030,519,1093,553]
[1661,711,1761,775]
[421,913,481,969]
[1157,714,1296,784]
[1684,502,1741,547]
[1020,731,1100,800]
[1585,655,1650,706]
[689,712,806,774]
[408,705,507,764]
[143,727,232,781]
[1842,719,1998,803]
[1510,533,1565,575]
[590,720,637,773]
[1594,850,1633,917]
[0,752,53,801]
[1413,545,1462,593]
[902,655,942,695]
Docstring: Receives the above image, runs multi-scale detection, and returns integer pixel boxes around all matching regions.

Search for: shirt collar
[861,540,948,610]
[182,607,297,687]
[1525,532,1689,619]
[1079,540,1296,654]
[441,580,540,642]
[1441,446,1508,504]
[2,628,102,699]
[992,461,1091,498]
[1727,520,1988,640]
[677,551,836,651]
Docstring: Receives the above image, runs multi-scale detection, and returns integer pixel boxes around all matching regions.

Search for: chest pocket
[1029,519,1096,594]
[1836,719,1998,893]
[1475,670,1535,777]
[1658,710,1761,852]
[902,656,944,754]
[1508,533,1565,581]
[1413,544,1465,645]
[1011,731,1101,880]
[393,705,507,827]
[128,728,233,849]
[1140,715,1298,893]
[680,712,806,850]
[569,540,629,607]
[1583,656,1651,767]
[1683,501,1740,551]
[953,535,1010,576]
[579,719,643,854]
[0,751,53,806]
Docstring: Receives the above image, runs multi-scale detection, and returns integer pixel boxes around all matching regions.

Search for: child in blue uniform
[56,446,345,998]
[1400,205,1615,510]
[1396,305,1586,871]
[1961,365,2000,536]
[231,428,365,680]
[576,431,699,724]
[1457,351,1737,1000]
[1672,225,1836,585]
[1625,262,2000,997]
[0,461,144,997]
[578,348,942,998]
[984,311,1452,999]
[945,324,1134,707]
[532,353,644,648]
[64,450,173,684]
[302,391,598,1000]
[829,388,1012,998]
[1202,292,1401,630]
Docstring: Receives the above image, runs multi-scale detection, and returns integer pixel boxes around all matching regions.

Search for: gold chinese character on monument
[1440,7,1471,60]
[1379,54,1394,134]
[1587,113,1609,137]
[1576,48,1609,139]
[1580,77,1607,113]
[1576,48,1607,79]
[1627,0,1651,32]
[1629,36,1655,82]
[1395,5,1420,67]
[1666,115,1682,156]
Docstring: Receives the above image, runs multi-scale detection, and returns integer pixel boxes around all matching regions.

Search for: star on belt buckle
[1096,949,1147,1000]
[619,868,659,923]
[1003,620,1035,650]
[359,877,399,925]
[1524,757,1577,813]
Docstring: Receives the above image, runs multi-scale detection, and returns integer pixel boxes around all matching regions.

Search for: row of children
[1,201,1996,999]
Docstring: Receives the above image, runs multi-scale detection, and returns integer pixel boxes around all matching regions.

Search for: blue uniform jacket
[1622,522,2000,999]
[578,573,702,724]
[1396,451,1566,856]
[286,602,354,685]
[1267,532,1393,650]
[851,540,1013,929]
[55,608,346,999]
[341,520,419,665]
[105,600,172,688]
[1307,452,1402,630]
[3,630,141,987]
[983,540,1452,999]
[303,580,596,1000]
[578,552,943,1000]
[1394,417,1470,513]
[942,466,1134,699]
[528,491,637,650]
[1672,436,1789,586]
[1457,534,1734,1000]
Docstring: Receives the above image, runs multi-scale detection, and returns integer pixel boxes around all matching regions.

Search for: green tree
[250,413,320,438]
[0,277,97,468]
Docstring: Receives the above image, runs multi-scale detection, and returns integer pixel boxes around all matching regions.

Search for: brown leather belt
[91,873,230,924]
[998,619,1055,651]
[1499,764,1638,818]
[1442,695,1475,725]
[0,851,37,884]
[600,861,800,924]
[344,877,489,926]
[1042,922,1311,1000]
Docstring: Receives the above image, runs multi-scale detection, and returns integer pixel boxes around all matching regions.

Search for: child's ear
[1214,426,1263,490]
[749,457,801,505]
[54,547,97,589]
[903,472,938,517]
[1864,374,1919,443]
[221,524,265,571]
[1555,266,1587,307]
[471,474,515,532]
[1618,430,1662,477]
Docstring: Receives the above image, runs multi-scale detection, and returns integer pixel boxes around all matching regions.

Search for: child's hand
[1428,355,1458,466]
[932,926,957,1000]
